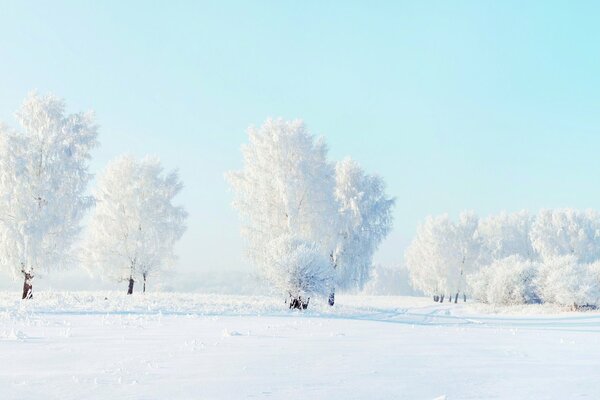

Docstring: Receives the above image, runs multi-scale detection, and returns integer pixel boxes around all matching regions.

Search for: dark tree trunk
[127,277,134,295]
[454,293,459,303]
[440,294,445,303]
[463,294,467,302]
[328,289,335,306]
[289,296,310,310]
[143,274,147,293]
[433,295,439,302]
[22,272,33,300]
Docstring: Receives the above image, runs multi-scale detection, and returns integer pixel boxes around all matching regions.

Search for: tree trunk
[328,289,335,306]
[289,296,310,310]
[433,295,439,302]
[143,274,147,293]
[440,294,445,303]
[454,293,459,303]
[463,293,467,302]
[22,272,33,300]
[127,277,134,295]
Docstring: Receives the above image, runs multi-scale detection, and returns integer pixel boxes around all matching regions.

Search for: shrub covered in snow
[468,256,540,306]
[536,255,600,307]
[262,235,332,304]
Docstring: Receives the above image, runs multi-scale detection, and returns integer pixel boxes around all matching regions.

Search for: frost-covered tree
[536,255,600,307]
[0,93,98,298]
[227,118,339,308]
[405,212,480,302]
[476,211,536,266]
[530,209,600,263]
[85,155,187,294]
[409,208,600,308]
[468,255,540,306]
[333,158,394,292]
[262,235,332,308]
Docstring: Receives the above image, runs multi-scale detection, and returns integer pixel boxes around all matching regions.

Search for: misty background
[1,1,599,293]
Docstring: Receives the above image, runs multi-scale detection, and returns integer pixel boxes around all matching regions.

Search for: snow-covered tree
[85,155,187,294]
[530,209,600,263]
[0,93,98,298]
[332,158,394,292]
[405,212,480,302]
[227,118,339,308]
[536,255,600,307]
[476,211,536,266]
[468,255,540,306]
[261,234,332,308]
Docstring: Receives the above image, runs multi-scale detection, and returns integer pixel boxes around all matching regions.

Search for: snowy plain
[1,292,600,400]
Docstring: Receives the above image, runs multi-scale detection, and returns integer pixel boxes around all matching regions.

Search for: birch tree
[227,118,338,308]
[85,155,187,294]
[332,158,394,293]
[405,212,480,302]
[0,93,98,298]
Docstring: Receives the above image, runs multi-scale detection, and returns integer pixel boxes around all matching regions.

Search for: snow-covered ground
[1,292,599,399]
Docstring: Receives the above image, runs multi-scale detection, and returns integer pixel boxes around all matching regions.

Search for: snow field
[1,292,600,399]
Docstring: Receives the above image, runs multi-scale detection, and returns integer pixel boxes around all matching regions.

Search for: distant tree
[332,158,394,293]
[468,255,540,306]
[476,210,537,266]
[536,255,600,308]
[530,209,600,263]
[405,212,480,302]
[0,93,98,299]
[85,155,187,294]
[227,118,339,308]
[362,264,419,296]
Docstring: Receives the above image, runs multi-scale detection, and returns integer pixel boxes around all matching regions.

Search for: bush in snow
[0,93,98,299]
[468,256,540,306]
[262,235,332,308]
[536,255,600,307]
[85,155,187,294]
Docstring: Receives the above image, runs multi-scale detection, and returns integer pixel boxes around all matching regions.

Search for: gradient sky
[1,1,600,287]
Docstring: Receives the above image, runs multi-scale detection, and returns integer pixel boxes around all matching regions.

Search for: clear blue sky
[1,1,600,282]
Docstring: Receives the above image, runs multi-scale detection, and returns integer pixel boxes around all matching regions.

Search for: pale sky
[1,1,600,290]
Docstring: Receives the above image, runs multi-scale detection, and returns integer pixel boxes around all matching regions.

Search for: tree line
[0,94,394,308]
[405,210,600,308]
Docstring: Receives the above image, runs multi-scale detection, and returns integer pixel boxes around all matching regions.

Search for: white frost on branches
[404,212,479,297]
[227,119,393,300]
[261,235,332,299]
[333,158,395,291]
[0,93,98,279]
[530,209,600,263]
[476,211,536,265]
[409,208,600,307]
[468,256,539,306]
[227,119,338,297]
[85,155,187,292]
